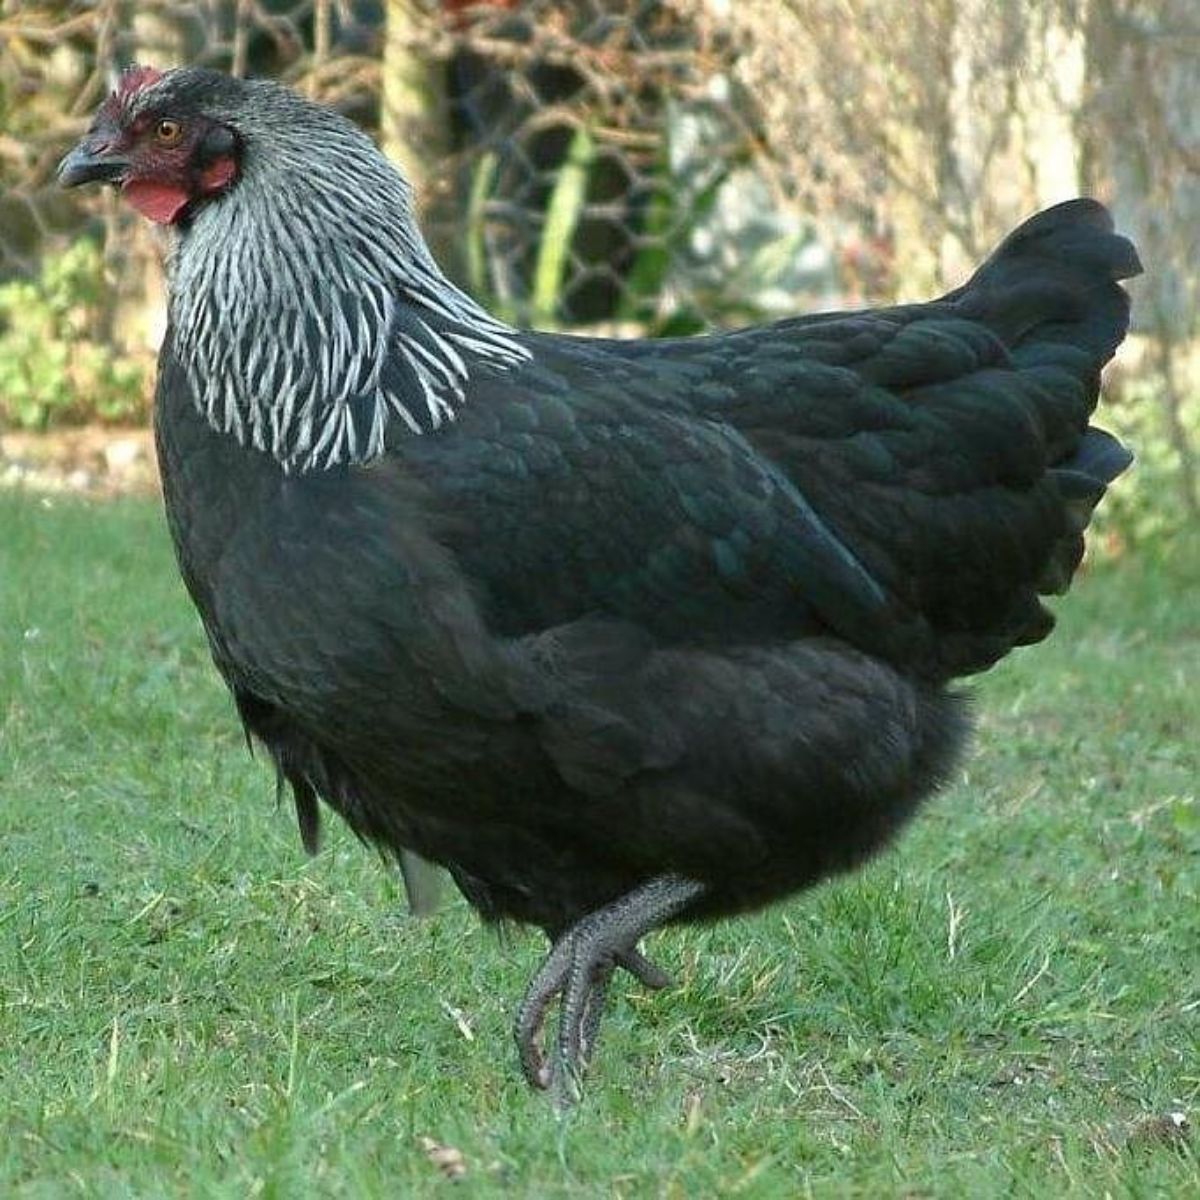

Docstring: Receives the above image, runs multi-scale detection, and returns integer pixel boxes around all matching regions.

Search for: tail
[954,198,1141,367]
[954,199,1140,602]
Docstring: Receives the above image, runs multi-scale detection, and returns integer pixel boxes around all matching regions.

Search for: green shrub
[0,239,148,430]
[1092,369,1200,554]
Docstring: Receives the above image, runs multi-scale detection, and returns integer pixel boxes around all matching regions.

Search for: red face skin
[89,68,239,225]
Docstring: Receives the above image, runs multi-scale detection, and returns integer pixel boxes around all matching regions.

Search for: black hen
[60,67,1139,1095]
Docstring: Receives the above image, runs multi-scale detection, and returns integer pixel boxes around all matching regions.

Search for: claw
[511,874,705,1096]
[514,938,571,1088]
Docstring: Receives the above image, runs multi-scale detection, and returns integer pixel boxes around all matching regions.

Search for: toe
[617,946,673,990]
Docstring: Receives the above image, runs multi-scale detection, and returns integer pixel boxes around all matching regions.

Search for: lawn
[1,490,1196,1197]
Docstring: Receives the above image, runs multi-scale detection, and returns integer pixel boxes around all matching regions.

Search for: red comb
[116,64,164,99]
[96,64,164,125]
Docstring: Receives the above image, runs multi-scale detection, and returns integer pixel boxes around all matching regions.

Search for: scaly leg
[513,875,705,1099]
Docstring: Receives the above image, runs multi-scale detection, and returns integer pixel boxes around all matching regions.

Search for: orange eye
[155,118,183,145]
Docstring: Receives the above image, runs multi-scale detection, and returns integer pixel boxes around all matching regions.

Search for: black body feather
[65,65,1142,1094]
[153,197,1138,933]
[64,66,1138,1088]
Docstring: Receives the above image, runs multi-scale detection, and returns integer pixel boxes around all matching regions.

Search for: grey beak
[57,142,129,188]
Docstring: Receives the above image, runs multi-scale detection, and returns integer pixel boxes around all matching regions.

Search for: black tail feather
[946,202,1138,619]
[1037,427,1133,595]
[1066,425,1134,485]
[953,198,1142,367]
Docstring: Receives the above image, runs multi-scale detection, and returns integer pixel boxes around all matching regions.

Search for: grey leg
[513,875,705,1097]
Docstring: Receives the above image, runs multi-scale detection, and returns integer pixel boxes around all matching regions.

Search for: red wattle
[123,179,190,225]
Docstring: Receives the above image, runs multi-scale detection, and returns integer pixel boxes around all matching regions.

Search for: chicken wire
[0,0,818,355]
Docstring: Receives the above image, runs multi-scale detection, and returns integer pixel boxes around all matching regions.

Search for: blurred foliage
[0,240,147,431]
[531,124,595,328]
[0,0,1196,548]
[1096,372,1200,552]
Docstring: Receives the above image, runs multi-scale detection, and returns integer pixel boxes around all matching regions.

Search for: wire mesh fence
[1,0,1197,531]
[396,0,814,334]
[1,0,847,450]
[1,0,820,336]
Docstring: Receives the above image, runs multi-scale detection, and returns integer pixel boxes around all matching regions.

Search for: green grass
[1,490,1197,1198]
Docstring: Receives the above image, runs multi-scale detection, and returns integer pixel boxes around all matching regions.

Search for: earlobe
[199,156,237,194]
[195,125,238,196]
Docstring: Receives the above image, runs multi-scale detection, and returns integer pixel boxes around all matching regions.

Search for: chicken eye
[155,119,183,146]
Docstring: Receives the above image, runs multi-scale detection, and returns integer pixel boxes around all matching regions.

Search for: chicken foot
[514,874,706,1101]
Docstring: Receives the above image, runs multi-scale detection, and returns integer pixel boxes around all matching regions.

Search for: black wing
[403,200,1138,678]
